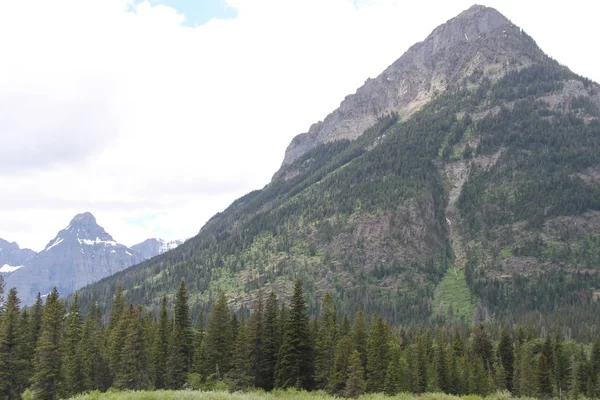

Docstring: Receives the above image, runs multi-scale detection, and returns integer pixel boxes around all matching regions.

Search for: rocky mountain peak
[273,5,544,179]
[43,211,116,252]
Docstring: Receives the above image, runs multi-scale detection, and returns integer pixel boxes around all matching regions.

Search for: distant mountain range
[0,212,183,304]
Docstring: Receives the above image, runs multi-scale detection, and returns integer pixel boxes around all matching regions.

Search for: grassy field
[66,390,538,400]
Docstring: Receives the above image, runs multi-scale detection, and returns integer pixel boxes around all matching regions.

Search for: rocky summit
[76,5,600,330]
[4,212,145,304]
[0,238,36,276]
[131,238,185,260]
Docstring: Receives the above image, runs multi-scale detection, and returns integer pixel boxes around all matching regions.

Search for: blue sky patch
[140,0,237,26]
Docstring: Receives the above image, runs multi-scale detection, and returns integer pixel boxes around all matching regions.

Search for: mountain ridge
[74,5,600,328]
[274,4,545,179]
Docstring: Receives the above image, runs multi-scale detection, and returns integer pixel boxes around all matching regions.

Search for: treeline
[2,280,600,400]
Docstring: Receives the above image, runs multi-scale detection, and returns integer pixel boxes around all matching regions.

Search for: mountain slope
[0,239,36,276]
[5,212,144,304]
[76,5,600,326]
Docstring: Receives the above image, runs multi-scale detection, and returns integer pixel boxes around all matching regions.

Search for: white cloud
[0,0,598,251]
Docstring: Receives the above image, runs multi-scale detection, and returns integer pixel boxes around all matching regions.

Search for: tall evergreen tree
[384,342,409,395]
[344,350,366,398]
[62,295,84,398]
[314,293,337,389]
[553,333,571,399]
[329,334,353,395]
[260,291,279,391]
[205,292,234,377]
[498,330,515,392]
[537,352,553,399]
[0,288,26,400]
[152,295,170,389]
[247,291,264,388]
[108,287,127,378]
[227,323,253,390]
[31,288,64,400]
[350,310,368,371]
[114,306,152,390]
[366,315,391,392]
[80,300,109,392]
[168,281,194,388]
[275,280,314,390]
[434,333,449,393]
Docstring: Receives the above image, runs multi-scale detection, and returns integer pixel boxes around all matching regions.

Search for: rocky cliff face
[5,212,144,304]
[131,238,184,260]
[274,5,544,179]
[0,238,36,276]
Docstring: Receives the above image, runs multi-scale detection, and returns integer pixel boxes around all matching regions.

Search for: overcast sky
[1,0,598,252]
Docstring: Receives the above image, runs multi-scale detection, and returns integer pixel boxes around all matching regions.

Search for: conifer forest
[1,280,600,400]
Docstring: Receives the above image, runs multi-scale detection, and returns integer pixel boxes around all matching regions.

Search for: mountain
[76,5,600,328]
[131,238,185,260]
[5,212,144,304]
[0,239,36,276]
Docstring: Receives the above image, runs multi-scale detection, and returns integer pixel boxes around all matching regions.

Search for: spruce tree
[275,280,314,390]
[384,343,408,395]
[205,292,234,377]
[366,315,391,392]
[498,330,515,392]
[329,334,353,395]
[260,292,279,391]
[227,323,253,390]
[247,291,264,388]
[62,295,84,397]
[0,288,26,400]
[168,281,194,388]
[152,295,170,389]
[108,287,127,378]
[344,350,366,398]
[537,352,553,399]
[31,288,65,400]
[350,310,367,371]
[553,333,571,398]
[80,300,109,391]
[314,293,337,389]
[114,306,152,390]
[434,333,448,393]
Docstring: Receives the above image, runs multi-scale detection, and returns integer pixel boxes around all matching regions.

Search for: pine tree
[260,291,279,391]
[152,295,170,389]
[471,324,493,373]
[62,295,84,397]
[247,291,264,388]
[275,280,314,390]
[350,310,367,371]
[227,323,253,390]
[344,350,366,398]
[314,293,337,389]
[498,330,515,392]
[114,306,152,390]
[330,335,354,395]
[366,315,391,392]
[80,300,109,391]
[434,333,449,392]
[31,288,65,400]
[108,287,127,378]
[168,281,194,388]
[384,343,408,395]
[205,292,234,377]
[0,288,26,400]
[553,333,571,398]
[537,352,553,399]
